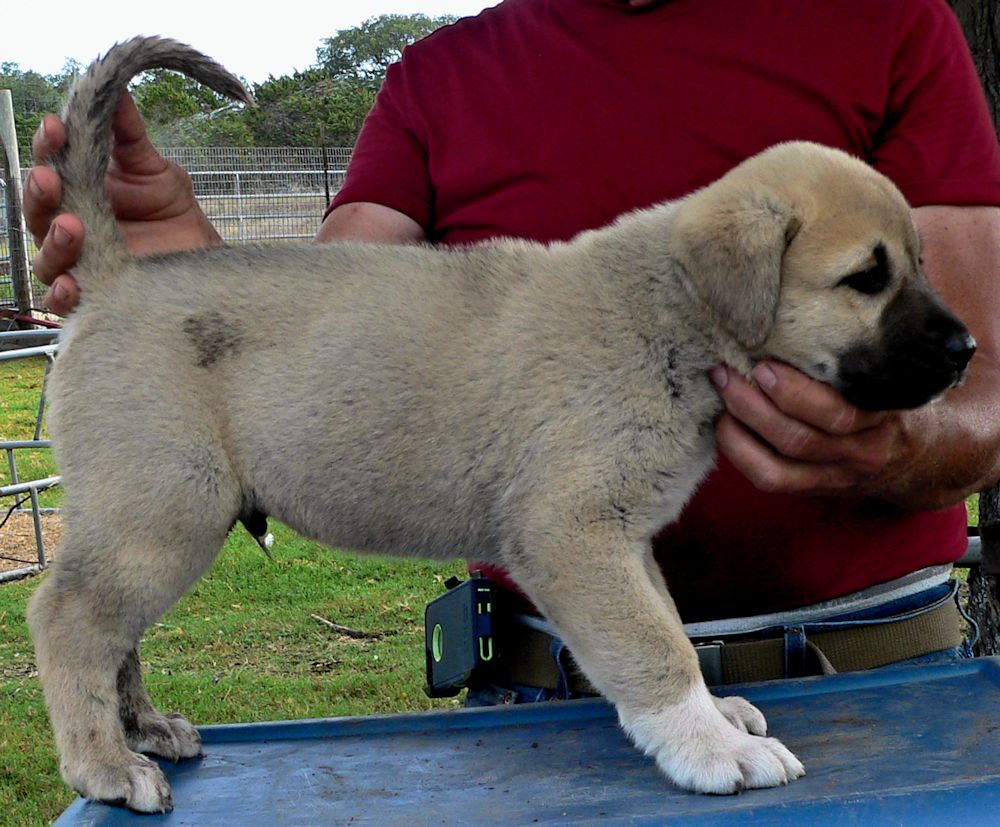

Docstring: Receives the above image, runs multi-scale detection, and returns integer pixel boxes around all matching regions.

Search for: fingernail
[52,223,73,247]
[753,364,777,390]
[709,366,729,389]
[27,170,42,198]
[53,283,69,305]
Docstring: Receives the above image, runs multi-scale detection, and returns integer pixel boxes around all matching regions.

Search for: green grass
[0,356,60,509]
[0,357,465,825]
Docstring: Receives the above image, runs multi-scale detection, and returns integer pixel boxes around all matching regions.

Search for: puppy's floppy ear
[671,182,801,350]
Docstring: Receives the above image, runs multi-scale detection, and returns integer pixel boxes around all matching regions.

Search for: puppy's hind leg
[118,646,203,761]
[28,464,239,812]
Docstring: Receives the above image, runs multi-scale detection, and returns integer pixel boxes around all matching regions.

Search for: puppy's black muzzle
[835,288,975,412]
[943,328,977,374]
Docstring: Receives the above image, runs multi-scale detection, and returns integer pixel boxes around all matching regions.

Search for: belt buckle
[694,640,724,686]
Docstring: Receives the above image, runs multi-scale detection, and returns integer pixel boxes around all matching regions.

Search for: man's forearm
[880,205,1000,510]
[884,358,1000,511]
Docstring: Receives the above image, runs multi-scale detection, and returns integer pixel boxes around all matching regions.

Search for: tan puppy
[28,37,975,813]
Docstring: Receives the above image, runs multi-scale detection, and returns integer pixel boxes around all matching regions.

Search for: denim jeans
[465,580,975,707]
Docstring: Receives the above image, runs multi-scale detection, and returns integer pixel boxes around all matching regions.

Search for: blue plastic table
[56,658,1000,825]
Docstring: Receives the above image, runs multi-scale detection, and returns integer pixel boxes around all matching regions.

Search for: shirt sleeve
[325,60,434,228]
[873,0,1000,207]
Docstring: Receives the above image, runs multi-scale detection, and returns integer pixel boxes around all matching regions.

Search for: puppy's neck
[559,206,757,381]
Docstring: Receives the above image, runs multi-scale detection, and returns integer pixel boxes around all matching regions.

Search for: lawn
[0,356,466,826]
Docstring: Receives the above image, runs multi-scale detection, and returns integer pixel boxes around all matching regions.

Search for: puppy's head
[672,141,974,411]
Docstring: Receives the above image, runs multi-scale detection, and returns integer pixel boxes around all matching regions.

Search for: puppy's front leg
[506,523,804,794]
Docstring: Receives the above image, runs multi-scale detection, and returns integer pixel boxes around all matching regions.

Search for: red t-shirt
[331,0,1000,621]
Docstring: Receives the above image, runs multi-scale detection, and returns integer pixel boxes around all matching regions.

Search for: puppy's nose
[944,331,976,372]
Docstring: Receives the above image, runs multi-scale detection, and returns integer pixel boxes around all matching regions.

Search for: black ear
[671,183,800,350]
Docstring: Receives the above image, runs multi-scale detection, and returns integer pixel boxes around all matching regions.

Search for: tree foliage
[0,14,456,152]
[246,70,378,147]
[316,14,455,85]
[133,68,254,147]
[0,61,79,155]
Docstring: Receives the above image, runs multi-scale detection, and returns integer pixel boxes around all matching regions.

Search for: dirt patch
[0,511,63,576]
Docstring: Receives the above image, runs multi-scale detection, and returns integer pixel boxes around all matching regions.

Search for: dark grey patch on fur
[182,311,243,368]
[87,83,119,130]
[238,506,268,538]
[116,649,143,740]
[637,333,686,400]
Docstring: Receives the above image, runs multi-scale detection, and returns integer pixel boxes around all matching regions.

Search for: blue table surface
[55,658,1000,826]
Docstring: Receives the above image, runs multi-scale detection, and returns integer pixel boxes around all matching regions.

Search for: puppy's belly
[236,442,502,562]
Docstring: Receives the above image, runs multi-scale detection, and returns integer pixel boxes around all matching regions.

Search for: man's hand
[711,361,925,500]
[25,93,222,315]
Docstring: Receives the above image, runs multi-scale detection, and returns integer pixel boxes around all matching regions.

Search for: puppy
[29,37,975,813]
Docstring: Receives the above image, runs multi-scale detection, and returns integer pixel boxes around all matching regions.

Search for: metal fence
[0,145,354,311]
[0,179,43,313]
[161,146,353,244]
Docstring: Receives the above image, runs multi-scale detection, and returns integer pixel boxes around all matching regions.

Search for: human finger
[715,412,868,496]
[31,114,66,163]
[108,92,171,178]
[711,366,893,473]
[24,166,64,244]
[750,362,886,435]
[41,273,82,317]
[32,213,84,286]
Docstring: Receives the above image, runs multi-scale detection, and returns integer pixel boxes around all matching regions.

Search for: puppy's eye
[838,266,890,295]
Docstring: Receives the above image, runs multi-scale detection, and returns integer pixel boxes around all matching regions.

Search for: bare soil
[0,512,62,576]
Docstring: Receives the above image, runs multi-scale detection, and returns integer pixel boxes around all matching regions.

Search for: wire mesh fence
[0,168,46,315]
[0,145,354,312]
[161,146,353,243]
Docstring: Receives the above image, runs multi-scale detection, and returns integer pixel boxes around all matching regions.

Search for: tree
[245,70,376,147]
[132,69,254,147]
[132,69,228,122]
[316,14,456,86]
[947,0,1000,652]
[949,0,1000,127]
[0,61,79,155]
[246,14,455,147]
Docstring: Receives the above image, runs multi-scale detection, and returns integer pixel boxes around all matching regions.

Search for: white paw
[123,757,175,813]
[713,694,768,735]
[128,712,203,761]
[65,752,174,813]
[620,685,805,794]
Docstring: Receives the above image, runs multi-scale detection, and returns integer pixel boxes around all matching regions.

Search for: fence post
[235,169,245,242]
[0,90,34,322]
[322,145,331,206]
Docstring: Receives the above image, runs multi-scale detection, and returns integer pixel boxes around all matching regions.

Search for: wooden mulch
[0,512,62,576]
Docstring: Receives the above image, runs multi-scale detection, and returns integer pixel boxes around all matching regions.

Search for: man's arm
[712,205,1000,511]
[316,202,426,244]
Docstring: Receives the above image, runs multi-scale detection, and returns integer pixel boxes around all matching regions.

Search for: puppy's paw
[65,752,174,813]
[713,694,767,735]
[621,685,805,794]
[127,712,202,761]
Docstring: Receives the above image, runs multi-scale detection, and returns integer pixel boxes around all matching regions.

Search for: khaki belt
[486,595,965,692]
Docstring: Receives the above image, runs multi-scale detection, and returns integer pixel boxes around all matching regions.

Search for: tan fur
[28,38,974,812]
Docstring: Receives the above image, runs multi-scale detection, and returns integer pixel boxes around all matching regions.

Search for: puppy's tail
[52,36,253,291]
